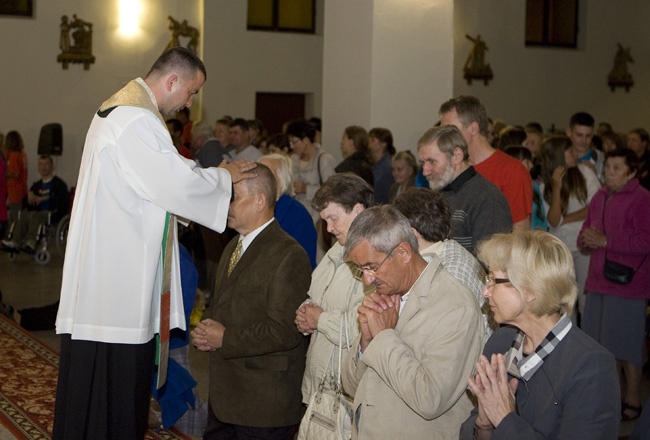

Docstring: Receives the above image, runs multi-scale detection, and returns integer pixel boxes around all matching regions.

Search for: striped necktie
[228,239,243,276]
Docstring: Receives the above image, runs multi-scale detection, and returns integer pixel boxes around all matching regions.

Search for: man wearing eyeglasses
[341,205,486,439]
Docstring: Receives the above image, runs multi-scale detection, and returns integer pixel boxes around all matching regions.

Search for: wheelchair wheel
[35,250,51,265]
[56,215,70,257]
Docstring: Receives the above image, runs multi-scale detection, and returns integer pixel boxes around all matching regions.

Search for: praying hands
[467,354,518,435]
[191,318,225,351]
[295,302,324,334]
[357,292,399,352]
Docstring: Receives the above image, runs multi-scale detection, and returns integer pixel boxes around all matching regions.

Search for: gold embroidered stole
[98,79,166,127]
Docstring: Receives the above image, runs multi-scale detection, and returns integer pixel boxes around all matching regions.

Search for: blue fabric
[531,180,549,231]
[275,194,317,269]
[152,358,197,428]
[26,175,69,223]
[151,243,200,428]
[414,167,430,188]
[170,244,199,349]
[577,150,596,163]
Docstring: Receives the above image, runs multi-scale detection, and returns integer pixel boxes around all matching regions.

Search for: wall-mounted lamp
[119,0,140,36]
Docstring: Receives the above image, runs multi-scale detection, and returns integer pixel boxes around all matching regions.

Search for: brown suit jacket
[206,220,311,427]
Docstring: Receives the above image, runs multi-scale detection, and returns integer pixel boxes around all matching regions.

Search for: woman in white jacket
[295,173,374,403]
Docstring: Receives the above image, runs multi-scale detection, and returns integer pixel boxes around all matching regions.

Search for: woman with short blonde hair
[460,230,620,439]
[477,230,576,318]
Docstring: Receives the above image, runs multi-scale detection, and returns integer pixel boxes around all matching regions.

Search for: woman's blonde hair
[477,230,577,317]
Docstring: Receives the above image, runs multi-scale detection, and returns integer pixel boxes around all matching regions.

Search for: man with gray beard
[417,125,511,255]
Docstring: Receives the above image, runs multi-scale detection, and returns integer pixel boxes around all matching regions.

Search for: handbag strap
[316,312,351,394]
[317,345,337,391]
[317,152,324,185]
[314,271,356,393]
[335,312,350,394]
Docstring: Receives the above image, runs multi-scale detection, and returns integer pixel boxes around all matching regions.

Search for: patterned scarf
[505,314,572,381]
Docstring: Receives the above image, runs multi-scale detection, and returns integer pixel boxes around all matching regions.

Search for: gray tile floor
[0,248,642,438]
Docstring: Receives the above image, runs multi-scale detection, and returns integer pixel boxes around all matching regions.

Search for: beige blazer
[342,255,486,439]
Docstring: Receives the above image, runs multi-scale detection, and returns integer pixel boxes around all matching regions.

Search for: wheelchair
[2,211,70,265]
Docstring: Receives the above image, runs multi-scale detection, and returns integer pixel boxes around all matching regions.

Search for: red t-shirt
[475,149,532,224]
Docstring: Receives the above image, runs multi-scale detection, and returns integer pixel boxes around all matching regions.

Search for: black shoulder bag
[602,197,645,284]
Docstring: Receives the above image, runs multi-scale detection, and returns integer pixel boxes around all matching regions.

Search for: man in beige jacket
[342,205,485,439]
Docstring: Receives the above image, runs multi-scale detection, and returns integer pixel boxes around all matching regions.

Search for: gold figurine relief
[463,34,493,86]
[608,43,634,92]
[58,14,95,70]
[164,16,199,55]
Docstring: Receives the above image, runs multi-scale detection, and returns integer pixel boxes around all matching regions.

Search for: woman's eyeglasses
[485,274,510,289]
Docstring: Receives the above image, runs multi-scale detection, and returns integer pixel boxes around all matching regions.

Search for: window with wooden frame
[247,0,315,33]
[0,0,33,16]
[525,0,578,48]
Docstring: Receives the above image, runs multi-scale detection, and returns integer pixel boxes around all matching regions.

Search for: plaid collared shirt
[505,314,572,381]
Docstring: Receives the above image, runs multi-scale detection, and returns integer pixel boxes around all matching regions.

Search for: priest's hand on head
[219,159,257,184]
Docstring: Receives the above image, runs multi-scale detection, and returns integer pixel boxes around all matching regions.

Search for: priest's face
[161,69,205,117]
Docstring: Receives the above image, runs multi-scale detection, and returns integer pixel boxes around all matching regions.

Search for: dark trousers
[52,334,156,440]
[204,403,297,440]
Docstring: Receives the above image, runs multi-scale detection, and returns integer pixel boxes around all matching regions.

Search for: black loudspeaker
[37,123,63,156]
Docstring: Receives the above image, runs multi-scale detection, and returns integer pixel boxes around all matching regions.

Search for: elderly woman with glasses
[460,230,620,440]
[294,174,374,408]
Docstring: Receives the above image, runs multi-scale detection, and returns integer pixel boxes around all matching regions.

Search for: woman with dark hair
[522,127,543,160]
[335,125,374,187]
[266,133,290,156]
[601,131,625,153]
[286,119,336,226]
[496,125,527,151]
[295,174,373,410]
[4,131,28,225]
[626,128,650,190]
[460,230,620,439]
[368,127,396,204]
[287,119,336,259]
[538,136,601,317]
[579,148,650,422]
